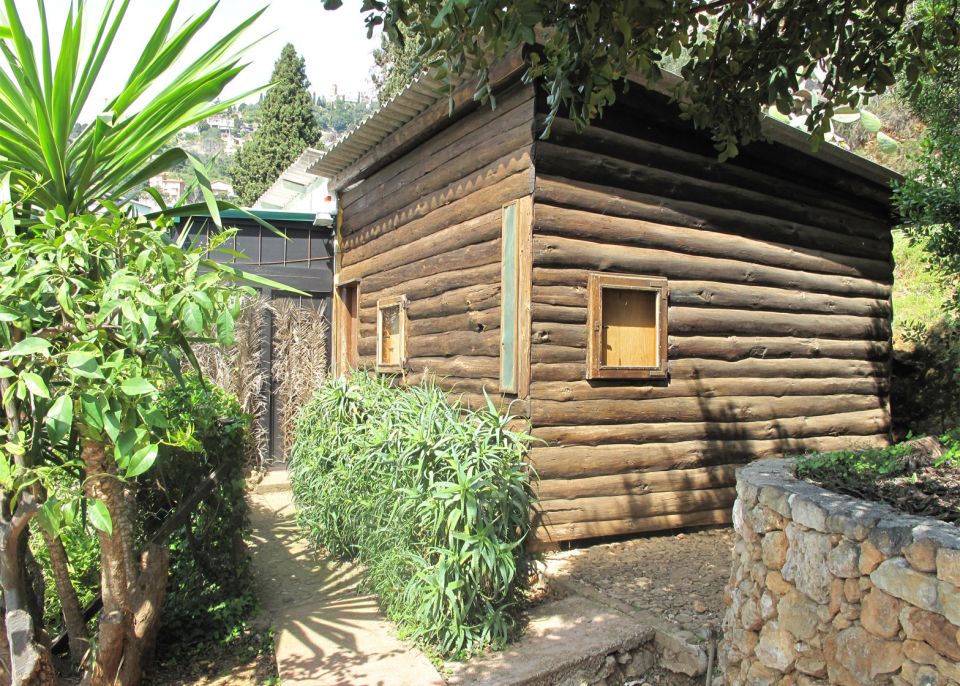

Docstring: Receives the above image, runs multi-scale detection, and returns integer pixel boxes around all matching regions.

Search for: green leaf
[88,498,112,535]
[37,499,62,537]
[125,443,158,478]
[120,377,157,396]
[181,301,204,333]
[67,350,101,378]
[44,394,73,444]
[877,131,899,155]
[21,372,50,398]
[2,337,51,358]
[860,110,882,133]
[0,366,13,379]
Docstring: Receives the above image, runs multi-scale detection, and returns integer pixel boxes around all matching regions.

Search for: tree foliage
[315,96,372,133]
[0,0,261,220]
[895,2,960,312]
[371,24,421,104]
[327,0,959,157]
[232,44,321,205]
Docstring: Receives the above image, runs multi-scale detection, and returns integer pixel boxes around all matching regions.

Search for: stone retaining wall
[720,459,960,686]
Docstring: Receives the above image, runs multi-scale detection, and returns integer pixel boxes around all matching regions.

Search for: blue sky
[16,1,380,116]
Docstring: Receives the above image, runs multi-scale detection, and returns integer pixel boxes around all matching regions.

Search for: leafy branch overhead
[330,0,959,157]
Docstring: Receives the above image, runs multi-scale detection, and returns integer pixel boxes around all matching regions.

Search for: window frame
[334,280,360,374]
[376,294,407,373]
[586,273,669,380]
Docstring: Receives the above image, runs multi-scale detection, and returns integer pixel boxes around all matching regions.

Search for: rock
[782,524,833,604]
[759,486,792,518]
[871,558,941,613]
[741,597,763,631]
[766,570,793,596]
[899,660,942,686]
[903,538,938,574]
[859,539,886,575]
[761,531,788,570]
[861,589,903,639]
[869,519,918,558]
[656,630,707,677]
[692,599,707,614]
[941,580,960,625]
[937,547,960,587]
[900,606,960,661]
[777,590,820,641]
[790,495,827,532]
[746,660,779,686]
[903,639,960,682]
[795,654,827,678]
[759,591,777,621]
[823,626,904,686]
[827,541,860,578]
[756,623,797,672]
[843,578,862,603]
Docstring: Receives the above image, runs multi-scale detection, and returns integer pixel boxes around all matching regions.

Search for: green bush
[289,372,536,658]
[35,375,254,655]
[144,375,254,656]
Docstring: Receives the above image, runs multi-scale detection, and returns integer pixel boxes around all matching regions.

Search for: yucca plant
[0,0,263,222]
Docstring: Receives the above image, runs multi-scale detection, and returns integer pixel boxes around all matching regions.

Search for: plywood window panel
[587,273,668,380]
[377,295,407,372]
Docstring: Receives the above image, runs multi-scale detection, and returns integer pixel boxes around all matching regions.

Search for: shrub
[144,375,254,656]
[289,372,536,658]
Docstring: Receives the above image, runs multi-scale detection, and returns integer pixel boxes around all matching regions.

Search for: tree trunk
[80,442,168,686]
[0,494,57,686]
[39,530,89,669]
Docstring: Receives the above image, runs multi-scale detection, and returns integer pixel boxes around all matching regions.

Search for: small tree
[232,44,322,205]
[0,208,255,684]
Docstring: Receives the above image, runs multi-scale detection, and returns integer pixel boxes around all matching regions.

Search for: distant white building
[254,147,335,225]
[211,180,234,198]
[148,174,185,204]
[206,114,235,131]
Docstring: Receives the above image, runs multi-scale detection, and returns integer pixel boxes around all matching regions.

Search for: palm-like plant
[0,0,264,220]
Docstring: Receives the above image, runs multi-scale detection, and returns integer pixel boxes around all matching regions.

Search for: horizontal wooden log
[535,141,887,240]
[404,373,500,395]
[532,284,587,307]
[531,394,884,427]
[533,236,890,299]
[535,464,738,500]
[540,117,889,228]
[340,210,500,283]
[532,408,890,446]
[532,507,732,545]
[343,86,534,214]
[407,355,500,379]
[534,176,890,261]
[360,284,500,323]
[359,264,500,305]
[359,330,500,359]
[530,377,889,402]
[535,204,890,281]
[668,336,890,361]
[531,356,888,382]
[531,337,890,364]
[529,434,891,480]
[531,309,889,342]
[532,284,891,320]
[358,240,500,296]
[535,486,738,525]
[347,119,534,234]
[343,150,533,249]
[359,307,501,339]
[343,170,533,263]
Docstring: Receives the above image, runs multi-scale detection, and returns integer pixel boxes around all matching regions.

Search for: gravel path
[544,527,735,638]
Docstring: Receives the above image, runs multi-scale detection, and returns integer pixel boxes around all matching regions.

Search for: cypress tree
[232,44,321,205]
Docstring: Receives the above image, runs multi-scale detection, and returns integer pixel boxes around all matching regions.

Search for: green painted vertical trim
[500,202,519,393]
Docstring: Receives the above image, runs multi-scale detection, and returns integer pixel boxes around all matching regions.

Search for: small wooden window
[376,295,407,372]
[587,273,668,379]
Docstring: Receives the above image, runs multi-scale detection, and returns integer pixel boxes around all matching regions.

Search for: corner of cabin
[526,82,895,545]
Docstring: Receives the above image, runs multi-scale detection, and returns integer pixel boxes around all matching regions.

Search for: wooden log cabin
[309,53,898,546]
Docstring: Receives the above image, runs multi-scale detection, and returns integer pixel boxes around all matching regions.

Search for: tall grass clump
[288,371,536,658]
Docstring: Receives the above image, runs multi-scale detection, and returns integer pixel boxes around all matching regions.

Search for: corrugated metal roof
[255,147,325,209]
[305,66,899,188]
[306,73,450,180]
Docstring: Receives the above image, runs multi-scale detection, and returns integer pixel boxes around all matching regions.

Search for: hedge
[289,372,536,658]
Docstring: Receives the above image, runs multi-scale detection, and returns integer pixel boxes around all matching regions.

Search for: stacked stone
[720,459,960,686]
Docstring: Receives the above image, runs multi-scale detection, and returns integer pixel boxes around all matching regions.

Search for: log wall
[528,87,895,545]
[339,82,536,408]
